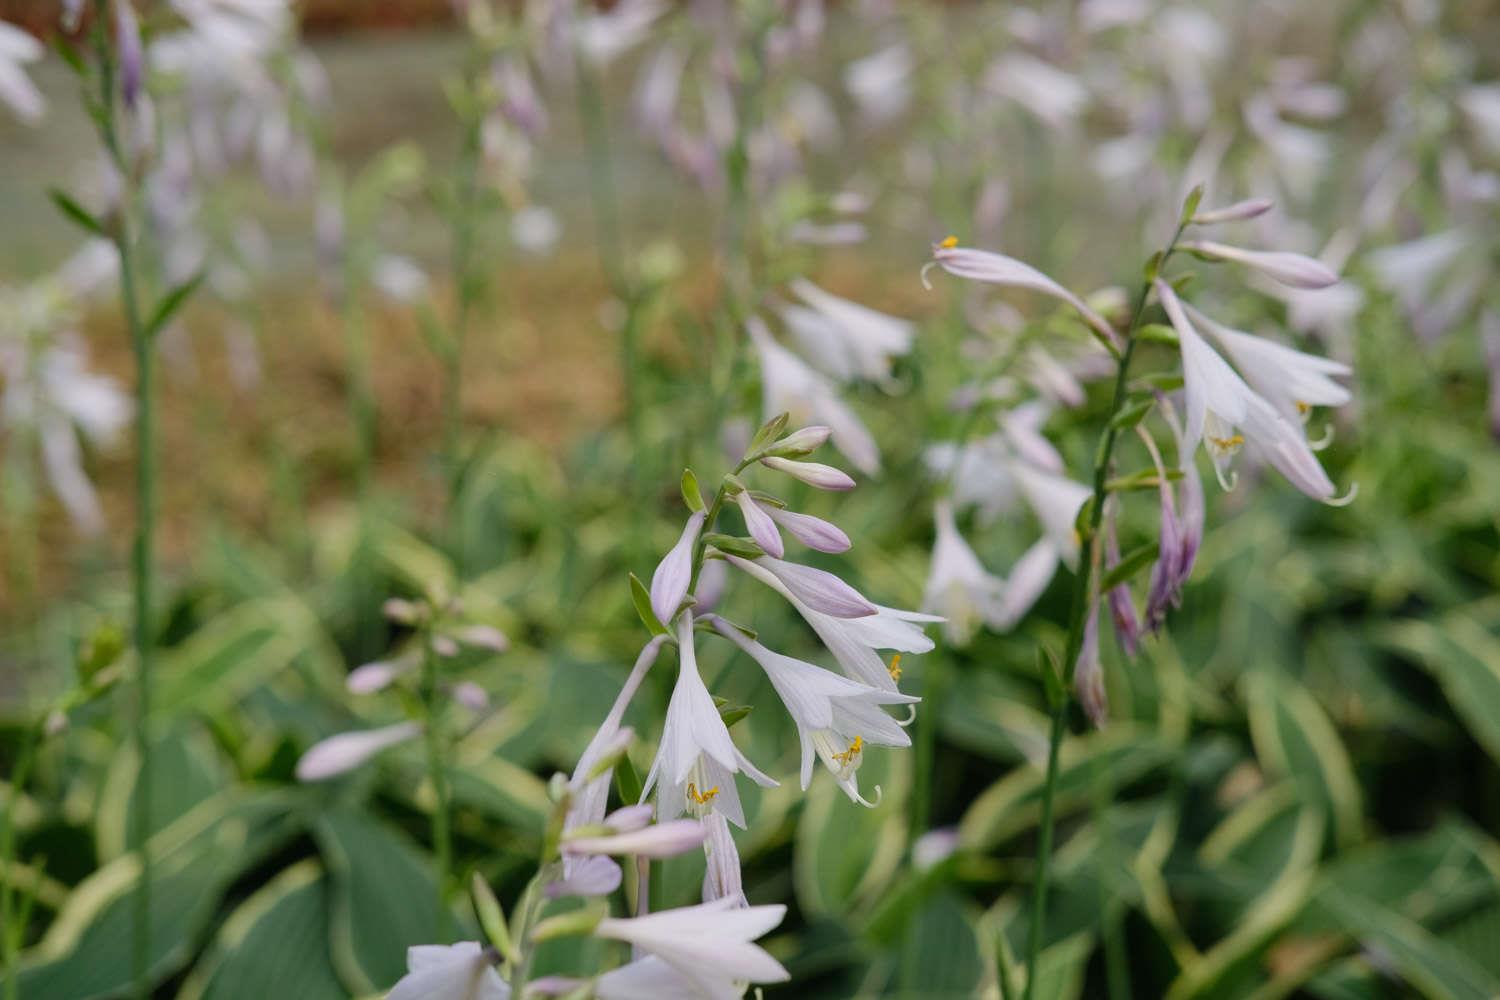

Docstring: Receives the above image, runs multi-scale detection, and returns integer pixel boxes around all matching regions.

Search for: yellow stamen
[1209,434,1245,450]
[939,234,958,249]
[887,654,903,681]
[1295,401,1311,415]
[686,782,720,805]
[831,736,864,766]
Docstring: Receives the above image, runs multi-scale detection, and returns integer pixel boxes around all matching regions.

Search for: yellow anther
[1295,401,1311,415]
[887,654,903,681]
[831,736,864,766]
[939,234,959,249]
[686,782,720,805]
[1209,434,1245,450]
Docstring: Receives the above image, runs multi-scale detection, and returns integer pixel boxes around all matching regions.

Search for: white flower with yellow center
[711,618,917,805]
[642,615,776,830]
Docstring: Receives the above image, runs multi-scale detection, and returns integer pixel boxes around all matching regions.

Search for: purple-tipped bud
[770,425,833,457]
[756,556,877,618]
[650,512,705,626]
[759,456,855,490]
[1103,515,1141,657]
[1180,240,1339,289]
[115,1,144,111]
[1190,198,1274,225]
[734,491,785,559]
[1074,605,1108,729]
[766,507,851,553]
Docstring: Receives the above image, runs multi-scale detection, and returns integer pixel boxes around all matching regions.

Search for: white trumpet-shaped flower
[784,277,915,384]
[923,500,1007,645]
[1186,304,1350,424]
[927,241,1118,348]
[700,811,745,906]
[712,619,917,805]
[642,615,776,830]
[725,555,939,693]
[388,942,508,1000]
[1157,280,1346,502]
[594,897,789,1000]
[294,722,420,782]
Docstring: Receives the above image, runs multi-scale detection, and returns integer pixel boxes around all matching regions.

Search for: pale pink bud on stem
[766,507,851,553]
[452,624,509,652]
[1190,198,1274,225]
[1074,604,1107,729]
[115,1,144,112]
[1179,239,1339,289]
[759,456,855,490]
[734,491,784,558]
[769,425,832,457]
[564,819,708,858]
[650,512,706,625]
[295,722,422,781]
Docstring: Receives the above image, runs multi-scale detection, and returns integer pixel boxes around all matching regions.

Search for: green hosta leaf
[145,273,204,339]
[959,725,1174,851]
[152,597,328,721]
[1315,890,1500,1000]
[177,862,345,1000]
[795,750,909,917]
[1099,542,1160,591]
[315,807,449,995]
[680,468,705,512]
[95,722,229,862]
[890,892,986,999]
[1243,670,1363,848]
[18,790,301,999]
[1381,615,1500,767]
[48,189,107,237]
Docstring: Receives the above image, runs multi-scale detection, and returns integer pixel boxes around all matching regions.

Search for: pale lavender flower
[1186,304,1351,424]
[564,819,708,859]
[725,554,938,694]
[912,827,960,870]
[1486,312,1500,440]
[547,854,623,900]
[922,500,1006,645]
[712,620,917,805]
[0,22,44,123]
[116,1,146,111]
[650,512,706,626]
[295,722,421,781]
[1102,509,1141,657]
[748,317,881,474]
[1191,198,1274,225]
[388,942,508,1000]
[594,898,789,1000]
[1180,239,1339,289]
[495,54,547,136]
[592,956,705,1000]
[785,277,915,384]
[844,44,911,124]
[927,241,1118,349]
[985,53,1090,131]
[371,254,430,304]
[642,616,777,830]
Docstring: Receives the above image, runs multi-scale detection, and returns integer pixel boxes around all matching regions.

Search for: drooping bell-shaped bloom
[594,897,789,1000]
[784,277,915,385]
[295,722,421,782]
[725,555,938,694]
[712,620,917,805]
[747,317,881,475]
[388,942,509,1000]
[1156,279,1346,503]
[1179,239,1339,289]
[922,500,1006,645]
[1143,398,1203,631]
[0,22,45,122]
[1186,304,1350,424]
[592,955,705,1000]
[650,512,706,626]
[701,811,745,906]
[926,241,1118,349]
[642,615,777,830]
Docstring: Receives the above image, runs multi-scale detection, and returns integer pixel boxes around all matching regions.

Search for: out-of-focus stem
[0,724,39,1000]
[444,104,483,540]
[420,624,453,939]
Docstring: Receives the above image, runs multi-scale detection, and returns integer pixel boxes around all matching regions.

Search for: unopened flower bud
[1180,239,1338,289]
[759,456,855,490]
[1190,198,1274,225]
[766,425,832,457]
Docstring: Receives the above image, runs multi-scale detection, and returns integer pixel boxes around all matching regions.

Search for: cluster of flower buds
[294,595,509,782]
